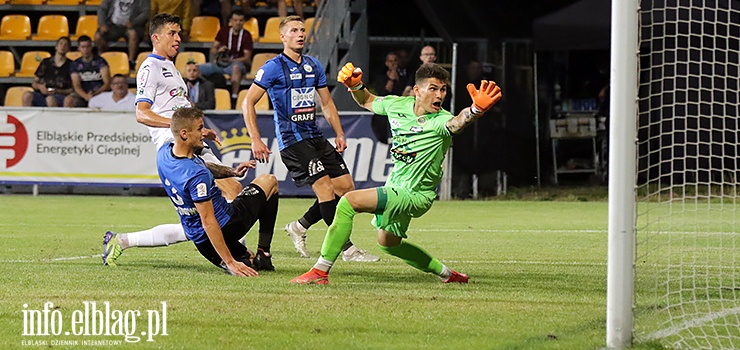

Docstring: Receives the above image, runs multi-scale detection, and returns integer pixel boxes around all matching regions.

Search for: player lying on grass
[157,107,279,276]
[291,63,501,284]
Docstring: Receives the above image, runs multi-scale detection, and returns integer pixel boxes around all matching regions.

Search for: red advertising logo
[1,115,28,168]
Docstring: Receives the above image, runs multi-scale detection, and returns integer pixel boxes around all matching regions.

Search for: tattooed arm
[446,80,503,135]
[446,108,484,135]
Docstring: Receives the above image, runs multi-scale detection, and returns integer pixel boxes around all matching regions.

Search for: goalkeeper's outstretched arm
[446,80,502,135]
[337,62,375,111]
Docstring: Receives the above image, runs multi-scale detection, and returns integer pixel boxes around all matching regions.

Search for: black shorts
[194,184,267,268]
[280,137,350,187]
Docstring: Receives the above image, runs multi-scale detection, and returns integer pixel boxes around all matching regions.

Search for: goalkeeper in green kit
[291,62,502,284]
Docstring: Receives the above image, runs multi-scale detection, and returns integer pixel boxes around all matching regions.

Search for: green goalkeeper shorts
[371,186,436,238]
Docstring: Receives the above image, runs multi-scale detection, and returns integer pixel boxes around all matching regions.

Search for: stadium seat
[8,0,43,4]
[304,17,316,35]
[130,51,150,77]
[174,51,206,73]
[246,52,277,79]
[71,15,98,41]
[4,86,32,106]
[237,89,270,111]
[46,0,82,4]
[85,0,101,5]
[190,16,220,42]
[0,51,14,77]
[260,17,282,43]
[66,51,82,61]
[16,51,51,77]
[0,15,32,40]
[243,17,259,42]
[214,88,231,110]
[33,15,69,41]
[100,51,129,76]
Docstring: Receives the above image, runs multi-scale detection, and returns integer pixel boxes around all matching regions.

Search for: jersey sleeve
[186,169,216,203]
[429,111,454,137]
[370,95,400,116]
[313,58,327,88]
[253,59,278,90]
[136,63,155,105]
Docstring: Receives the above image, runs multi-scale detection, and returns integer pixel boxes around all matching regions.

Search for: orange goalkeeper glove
[466,80,502,115]
[337,62,364,91]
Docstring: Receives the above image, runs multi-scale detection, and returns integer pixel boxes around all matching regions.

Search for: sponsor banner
[204,112,393,196]
[0,109,393,195]
[0,109,159,185]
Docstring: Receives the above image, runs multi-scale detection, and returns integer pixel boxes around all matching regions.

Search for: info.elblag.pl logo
[0,114,29,169]
[21,301,168,346]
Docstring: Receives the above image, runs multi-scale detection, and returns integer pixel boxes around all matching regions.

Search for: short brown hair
[279,15,304,33]
[171,107,203,135]
[150,13,181,36]
[415,63,450,86]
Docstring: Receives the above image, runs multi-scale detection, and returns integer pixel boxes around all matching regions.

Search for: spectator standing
[403,45,436,96]
[185,62,215,110]
[95,0,150,69]
[88,74,135,111]
[372,52,405,96]
[199,9,252,100]
[22,37,74,107]
[65,36,111,107]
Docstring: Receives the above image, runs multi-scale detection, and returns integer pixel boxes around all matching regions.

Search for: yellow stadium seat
[246,52,277,80]
[260,17,282,43]
[130,51,150,77]
[85,0,101,5]
[4,86,32,106]
[16,51,51,78]
[304,17,315,35]
[214,88,231,110]
[0,15,31,40]
[33,15,70,41]
[243,17,259,42]
[9,0,43,4]
[175,51,206,74]
[66,51,82,61]
[0,51,14,77]
[190,16,220,43]
[101,51,129,76]
[72,15,98,41]
[47,0,82,4]
[237,89,270,111]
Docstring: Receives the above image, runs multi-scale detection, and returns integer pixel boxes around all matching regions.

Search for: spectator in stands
[88,73,135,111]
[65,36,111,107]
[241,0,318,19]
[185,61,215,110]
[22,36,74,107]
[95,0,150,70]
[403,45,436,96]
[151,0,192,41]
[199,9,253,100]
[372,51,405,96]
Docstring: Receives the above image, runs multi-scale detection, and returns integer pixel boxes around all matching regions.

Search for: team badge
[303,64,313,72]
[416,116,427,125]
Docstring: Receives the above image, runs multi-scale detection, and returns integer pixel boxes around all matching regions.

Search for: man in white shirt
[103,13,249,266]
[88,74,135,111]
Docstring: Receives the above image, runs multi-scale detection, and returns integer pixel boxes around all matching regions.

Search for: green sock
[378,241,444,275]
[319,197,356,262]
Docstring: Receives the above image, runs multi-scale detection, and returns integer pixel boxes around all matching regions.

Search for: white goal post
[608,0,740,349]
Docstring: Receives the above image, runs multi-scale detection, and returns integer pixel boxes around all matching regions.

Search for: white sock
[313,257,334,272]
[124,224,187,248]
[438,265,452,281]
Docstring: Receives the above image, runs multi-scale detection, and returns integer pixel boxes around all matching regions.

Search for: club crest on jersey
[291,87,315,108]
[303,64,313,72]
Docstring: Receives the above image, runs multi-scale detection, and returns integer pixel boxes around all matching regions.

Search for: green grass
[0,195,668,349]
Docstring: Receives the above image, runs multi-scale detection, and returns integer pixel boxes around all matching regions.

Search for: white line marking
[0,254,102,263]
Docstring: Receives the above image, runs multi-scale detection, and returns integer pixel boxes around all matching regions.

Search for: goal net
[635,0,740,348]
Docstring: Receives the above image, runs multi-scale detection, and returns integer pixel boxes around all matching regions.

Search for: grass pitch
[0,194,659,349]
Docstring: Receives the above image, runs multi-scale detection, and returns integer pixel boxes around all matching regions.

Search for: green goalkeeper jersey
[371,95,454,193]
